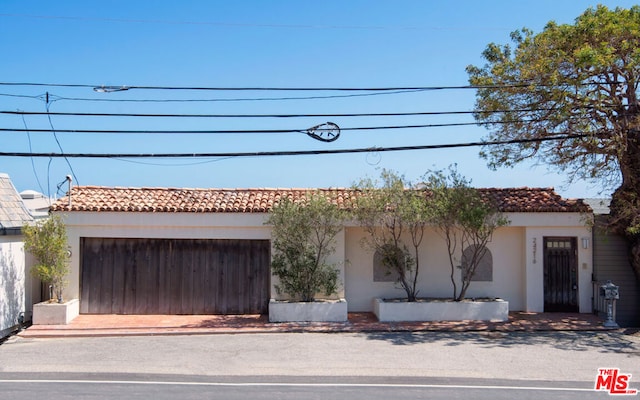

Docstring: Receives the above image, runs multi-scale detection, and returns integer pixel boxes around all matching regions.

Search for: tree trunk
[610,188,640,284]
[628,236,640,283]
[457,281,470,302]
[609,127,640,285]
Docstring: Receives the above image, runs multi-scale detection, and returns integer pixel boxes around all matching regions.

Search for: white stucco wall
[56,210,592,314]
[0,236,26,337]
[344,226,526,312]
[345,212,592,313]
[60,211,348,302]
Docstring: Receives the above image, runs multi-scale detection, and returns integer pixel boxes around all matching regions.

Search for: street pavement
[1,330,639,382]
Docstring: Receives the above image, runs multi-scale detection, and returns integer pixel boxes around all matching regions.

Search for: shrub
[266,194,344,302]
[23,214,70,303]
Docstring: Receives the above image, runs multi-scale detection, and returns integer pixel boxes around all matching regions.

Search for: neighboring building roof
[20,190,54,219]
[50,185,591,214]
[0,173,34,235]
[583,198,611,215]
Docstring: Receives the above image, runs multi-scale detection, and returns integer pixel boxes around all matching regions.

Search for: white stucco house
[49,185,593,320]
[0,173,35,338]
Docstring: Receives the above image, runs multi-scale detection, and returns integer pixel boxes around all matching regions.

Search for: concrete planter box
[373,298,509,322]
[32,299,79,325]
[269,299,348,322]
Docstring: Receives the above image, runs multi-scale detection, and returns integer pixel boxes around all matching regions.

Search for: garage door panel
[228,245,241,314]
[203,244,218,314]
[80,240,98,314]
[137,242,157,314]
[98,239,114,314]
[157,242,171,314]
[81,238,270,315]
[110,239,125,314]
[194,242,203,314]
[122,242,137,314]
[168,241,182,314]
[216,245,228,313]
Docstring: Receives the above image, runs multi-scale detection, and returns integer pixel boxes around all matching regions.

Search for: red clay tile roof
[50,186,591,213]
[476,187,590,213]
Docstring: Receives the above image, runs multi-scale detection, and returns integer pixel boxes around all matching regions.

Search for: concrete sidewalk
[16,312,611,338]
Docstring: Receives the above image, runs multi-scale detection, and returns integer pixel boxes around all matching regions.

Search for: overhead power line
[45,100,79,185]
[0,81,594,92]
[50,90,427,103]
[0,120,544,135]
[0,108,561,118]
[0,89,428,104]
[0,134,589,159]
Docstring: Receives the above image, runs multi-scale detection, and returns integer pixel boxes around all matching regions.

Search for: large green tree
[466,5,640,282]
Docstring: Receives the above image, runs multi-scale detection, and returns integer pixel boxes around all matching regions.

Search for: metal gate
[543,237,578,312]
[80,238,270,315]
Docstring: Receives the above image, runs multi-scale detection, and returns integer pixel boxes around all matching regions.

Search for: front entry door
[543,237,578,312]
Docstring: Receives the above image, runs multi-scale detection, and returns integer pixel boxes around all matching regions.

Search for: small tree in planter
[266,193,344,302]
[23,214,70,303]
[353,170,429,302]
[424,166,509,301]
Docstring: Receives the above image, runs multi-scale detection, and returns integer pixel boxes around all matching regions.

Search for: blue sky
[1,1,637,199]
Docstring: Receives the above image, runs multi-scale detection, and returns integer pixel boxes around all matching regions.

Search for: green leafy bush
[266,194,344,302]
[23,214,69,303]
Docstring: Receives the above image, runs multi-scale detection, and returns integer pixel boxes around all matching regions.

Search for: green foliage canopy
[467,5,640,283]
[466,5,640,190]
[266,193,343,302]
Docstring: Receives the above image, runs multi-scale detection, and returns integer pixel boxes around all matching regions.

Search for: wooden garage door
[80,238,270,315]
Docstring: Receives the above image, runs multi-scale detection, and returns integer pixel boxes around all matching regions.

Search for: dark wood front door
[80,238,270,315]
[543,237,578,312]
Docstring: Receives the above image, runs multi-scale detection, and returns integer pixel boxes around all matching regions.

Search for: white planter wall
[269,299,348,322]
[373,298,509,322]
[32,299,79,325]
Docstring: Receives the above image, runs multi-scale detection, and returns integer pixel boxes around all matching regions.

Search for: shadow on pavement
[361,329,640,356]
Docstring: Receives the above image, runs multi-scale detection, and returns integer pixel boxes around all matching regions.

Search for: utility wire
[0,93,44,100]
[0,81,593,91]
[45,96,79,184]
[0,120,545,135]
[0,134,590,159]
[0,108,568,118]
[19,112,46,195]
[51,90,428,103]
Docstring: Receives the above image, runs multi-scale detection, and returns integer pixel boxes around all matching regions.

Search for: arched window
[461,245,493,282]
[373,245,402,282]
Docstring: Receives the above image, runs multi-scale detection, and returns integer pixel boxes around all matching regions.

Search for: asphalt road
[0,330,638,399]
[0,374,609,400]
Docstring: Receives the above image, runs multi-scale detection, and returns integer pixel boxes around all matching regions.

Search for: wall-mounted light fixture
[581,237,590,249]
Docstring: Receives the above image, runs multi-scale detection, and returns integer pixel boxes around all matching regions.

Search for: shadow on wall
[0,248,25,337]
